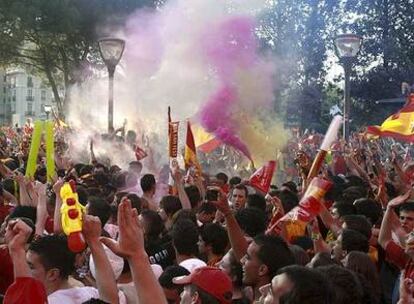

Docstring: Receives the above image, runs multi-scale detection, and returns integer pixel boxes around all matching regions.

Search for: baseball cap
[173,266,232,304]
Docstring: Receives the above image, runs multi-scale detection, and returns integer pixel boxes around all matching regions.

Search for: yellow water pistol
[60,180,87,253]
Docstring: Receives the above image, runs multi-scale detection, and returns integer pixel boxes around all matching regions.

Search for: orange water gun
[60,180,86,253]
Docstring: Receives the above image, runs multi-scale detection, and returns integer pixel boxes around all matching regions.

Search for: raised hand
[211,187,232,216]
[387,190,412,209]
[53,177,64,195]
[100,198,145,260]
[5,219,33,253]
[82,215,102,244]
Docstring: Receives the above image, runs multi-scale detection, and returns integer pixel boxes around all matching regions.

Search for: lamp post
[98,38,125,133]
[334,33,362,141]
[44,104,52,120]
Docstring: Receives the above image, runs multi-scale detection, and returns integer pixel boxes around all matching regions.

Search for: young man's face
[231,189,247,210]
[241,241,264,286]
[26,250,48,285]
[400,210,414,233]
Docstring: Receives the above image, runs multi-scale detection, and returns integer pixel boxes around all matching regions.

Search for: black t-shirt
[145,238,174,269]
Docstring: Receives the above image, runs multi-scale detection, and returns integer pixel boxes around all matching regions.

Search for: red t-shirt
[0,245,14,295]
[385,241,414,280]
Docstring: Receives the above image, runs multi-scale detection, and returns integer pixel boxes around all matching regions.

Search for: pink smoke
[199,16,257,160]
[124,9,164,75]
[200,86,252,161]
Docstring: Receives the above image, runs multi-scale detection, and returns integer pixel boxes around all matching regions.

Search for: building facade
[0,68,58,126]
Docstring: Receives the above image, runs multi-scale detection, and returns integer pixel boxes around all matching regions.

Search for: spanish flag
[367,94,414,142]
[191,123,222,153]
[184,121,202,174]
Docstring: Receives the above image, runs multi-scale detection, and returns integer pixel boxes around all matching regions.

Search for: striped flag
[184,121,202,174]
[367,93,414,142]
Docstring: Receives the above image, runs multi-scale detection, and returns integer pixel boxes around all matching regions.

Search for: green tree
[0,0,157,114]
[257,0,341,132]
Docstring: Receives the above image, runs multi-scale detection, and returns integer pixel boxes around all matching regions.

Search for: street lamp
[334,33,362,141]
[98,38,125,133]
[44,104,52,120]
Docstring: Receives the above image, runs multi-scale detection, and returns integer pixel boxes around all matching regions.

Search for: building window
[27,76,33,87]
[41,90,46,101]
[27,103,33,112]
[3,75,6,82]
[27,89,33,101]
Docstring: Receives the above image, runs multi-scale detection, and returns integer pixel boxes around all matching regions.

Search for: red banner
[249,161,276,193]
[169,121,179,158]
[267,177,332,240]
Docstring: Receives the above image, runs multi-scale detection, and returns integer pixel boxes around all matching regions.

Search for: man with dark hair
[398,202,414,233]
[241,234,294,302]
[230,184,248,211]
[160,195,182,229]
[353,198,382,226]
[261,265,331,304]
[235,207,266,238]
[158,265,190,304]
[332,229,369,262]
[246,194,266,212]
[341,214,372,240]
[216,172,229,194]
[172,219,206,272]
[277,189,299,213]
[330,201,356,223]
[87,197,112,228]
[26,217,126,303]
[173,266,232,304]
[317,265,363,304]
[199,223,229,266]
[184,185,202,209]
[229,176,242,190]
[141,210,173,269]
[196,202,217,226]
[140,174,157,211]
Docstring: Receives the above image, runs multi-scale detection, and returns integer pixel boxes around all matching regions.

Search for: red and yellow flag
[184,121,202,174]
[367,94,414,142]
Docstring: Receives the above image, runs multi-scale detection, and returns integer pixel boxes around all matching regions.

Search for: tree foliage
[0,0,157,113]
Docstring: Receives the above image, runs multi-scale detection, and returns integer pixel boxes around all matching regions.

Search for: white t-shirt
[179,258,207,272]
[48,286,127,304]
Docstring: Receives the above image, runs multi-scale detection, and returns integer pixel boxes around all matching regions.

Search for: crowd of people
[1,122,414,304]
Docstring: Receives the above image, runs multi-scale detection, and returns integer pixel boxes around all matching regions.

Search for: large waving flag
[367,94,414,142]
[191,123,222,153]
[184,121,202,174]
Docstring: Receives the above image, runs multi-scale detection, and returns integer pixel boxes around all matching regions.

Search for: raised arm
[33,182,48,236]
[5,219,33,278]
[171,163,191,210]
[83,215,120,304]
[379,191,411,249]
[52,178,64,234]
[101,198,167,304]
[213,189,248,261]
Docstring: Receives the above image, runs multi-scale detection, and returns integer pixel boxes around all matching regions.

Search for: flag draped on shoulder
[366,94,414,142]
[184,121,202,174]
